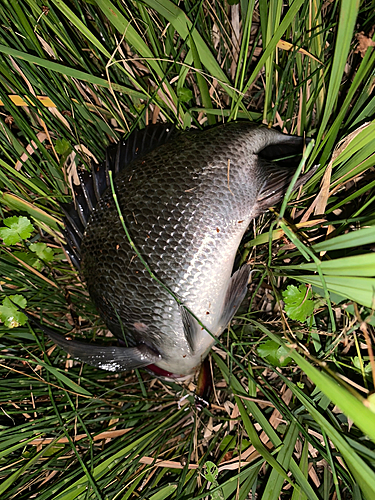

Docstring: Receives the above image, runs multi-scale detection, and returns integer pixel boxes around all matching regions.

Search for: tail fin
[255,135,317,215]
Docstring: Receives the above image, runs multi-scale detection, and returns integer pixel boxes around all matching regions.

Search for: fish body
[57,122,312,378]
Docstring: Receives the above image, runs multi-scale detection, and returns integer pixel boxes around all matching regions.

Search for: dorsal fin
[62,124,176,268]
[114,125,176,170]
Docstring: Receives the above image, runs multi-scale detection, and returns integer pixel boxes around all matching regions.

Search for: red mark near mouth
[147,364,178,378]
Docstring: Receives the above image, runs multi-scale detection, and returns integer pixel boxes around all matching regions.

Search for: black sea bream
[48,122,313,378]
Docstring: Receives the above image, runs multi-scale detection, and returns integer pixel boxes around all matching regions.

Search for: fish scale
[42,121,315,378]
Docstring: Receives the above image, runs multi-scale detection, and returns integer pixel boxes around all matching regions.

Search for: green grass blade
[286,384,375,500]
[261,421,299,500]
[276,252,375,276]
[252,320,375,443]
[235,396,292,485]
[141,0,235,97]
[312,227,375,252]
[50,0,112,59]
[315,0,360,145]
[230,0,305,119]
[1,193,61,230]
[293,275,375,308]
[0,44,147,98]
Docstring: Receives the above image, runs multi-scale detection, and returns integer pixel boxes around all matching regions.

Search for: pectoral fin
[180,305,200,352]
[218,264,252,332]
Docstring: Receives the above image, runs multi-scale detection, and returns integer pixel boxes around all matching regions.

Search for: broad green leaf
[280,253,375,277]
[0,193,62,230]
[149,485,177,500]
[13,251,43,270]
[30,242,55,262]
[204,461,219,483]
[245,228,284,248]
[55,138,72,155]
[257,340,292,367]
[203,462,225,500]
[368,394,375,413]
[282,284,314,322]
[177,87,193,103]
[352,357,372,374]
[0,295,27,328]
[312,227,375,252]
[0,216,34,244]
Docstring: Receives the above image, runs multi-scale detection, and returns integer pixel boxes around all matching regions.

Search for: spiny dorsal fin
[113,124,176,172]
[62,124,176,269]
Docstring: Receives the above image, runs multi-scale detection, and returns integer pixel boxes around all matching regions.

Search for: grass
[0,0,375,498]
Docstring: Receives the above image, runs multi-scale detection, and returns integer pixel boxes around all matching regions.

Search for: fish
[41,121,314,379]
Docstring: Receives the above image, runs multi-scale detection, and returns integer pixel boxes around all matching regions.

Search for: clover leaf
[55,138,71,155]
[203,461,224,500]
